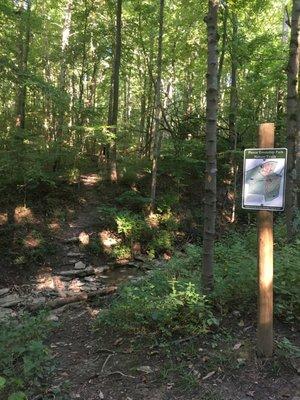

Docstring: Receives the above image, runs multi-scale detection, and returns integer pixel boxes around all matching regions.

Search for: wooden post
[257,123,274,357]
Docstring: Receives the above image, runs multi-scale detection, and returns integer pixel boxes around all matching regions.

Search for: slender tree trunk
[286,0,300,241]
[202,0,219,291]
[228,13,238,223]
[218,4,228,89]
[123,74,132,123]
[150,0,165,212]
[145,80,155,158]
[276,7,290,139]
[139,73,147,155]
[15,0,31,136]
[57,0,73,137]
[77,3,90,127]
[107,0,122,182]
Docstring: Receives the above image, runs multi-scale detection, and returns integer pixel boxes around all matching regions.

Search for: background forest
[0,0,295,191]
[0,0,299,399]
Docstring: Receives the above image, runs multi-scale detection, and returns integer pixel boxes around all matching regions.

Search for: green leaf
[0,376,6,390]
[8,392,27,400]
[8,392,28,400]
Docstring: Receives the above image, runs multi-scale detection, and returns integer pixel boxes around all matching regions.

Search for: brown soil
[48,303,299,400]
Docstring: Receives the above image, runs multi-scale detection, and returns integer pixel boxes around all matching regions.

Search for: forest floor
[0,173,299,400]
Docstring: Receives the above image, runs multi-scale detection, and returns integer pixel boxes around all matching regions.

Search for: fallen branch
[27,286,117,311]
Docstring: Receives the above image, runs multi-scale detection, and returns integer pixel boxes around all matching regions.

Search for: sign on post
[242,148,287,211]
[242,124,288,357]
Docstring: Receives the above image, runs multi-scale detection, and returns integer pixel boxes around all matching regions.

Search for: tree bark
[218,4,228,89]
[286,0,300,241]
[77,2,90,127]
[139,74,147,153]
[57,0,73,137]
[228,13,238,223]
[150,0,165,212]
[15,0,31,136]
[202,0,219,291]
[107,0,122,182]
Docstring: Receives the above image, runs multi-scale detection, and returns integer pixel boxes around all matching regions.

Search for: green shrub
[119,157,151,186]
[274,243,300,322]
[96,246,216,337]
[0,312,53,399]
[96,230,299,341]
[111,244,132,260]
[116,190,149,211]
[97,205,118,221]
[157,192,180,213]
[115,211,146,239]
[148,229,174,253]
[213,231,257,310]
[213,228,300,322]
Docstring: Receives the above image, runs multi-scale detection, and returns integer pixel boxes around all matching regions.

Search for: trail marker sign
[242,148,287,211]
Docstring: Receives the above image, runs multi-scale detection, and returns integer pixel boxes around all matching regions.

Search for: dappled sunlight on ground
[78,231,90,245]
[23,233,41,248]
[86,305,101,318]
[36,275,66,295]
[48,220,61,231]
[14,206,38,224]
[80,173,101,187]
[99,230,121,250]
[68,279,85,293]
[146,212,160,228]
[0,212,8,225]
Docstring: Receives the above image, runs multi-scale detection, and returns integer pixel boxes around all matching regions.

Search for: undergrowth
[96,227,299,338]
[0,312,54,400]
[96,245,217,337]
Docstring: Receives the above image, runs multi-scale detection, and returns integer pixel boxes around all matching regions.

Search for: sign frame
[242,147,287,212]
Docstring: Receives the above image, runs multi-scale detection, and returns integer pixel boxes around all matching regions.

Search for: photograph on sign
[242,149,287,211]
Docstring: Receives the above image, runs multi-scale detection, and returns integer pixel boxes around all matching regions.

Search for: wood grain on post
[257,123,274,357]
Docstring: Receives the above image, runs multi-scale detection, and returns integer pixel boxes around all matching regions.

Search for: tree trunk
[228,13,238,223]
[107,0,122,182]
[286,0,300,241]
[77,3,90,127]
[15,0,31,136]
[218,4,228,89]
[138,73,147,155]
[150,0,165,212]
[202,0,219,291]
[57,0,73,137]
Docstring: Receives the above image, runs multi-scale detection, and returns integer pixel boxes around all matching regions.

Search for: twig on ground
[105,371,136,379]
[101,353,113,373]
[97,348,116,353]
